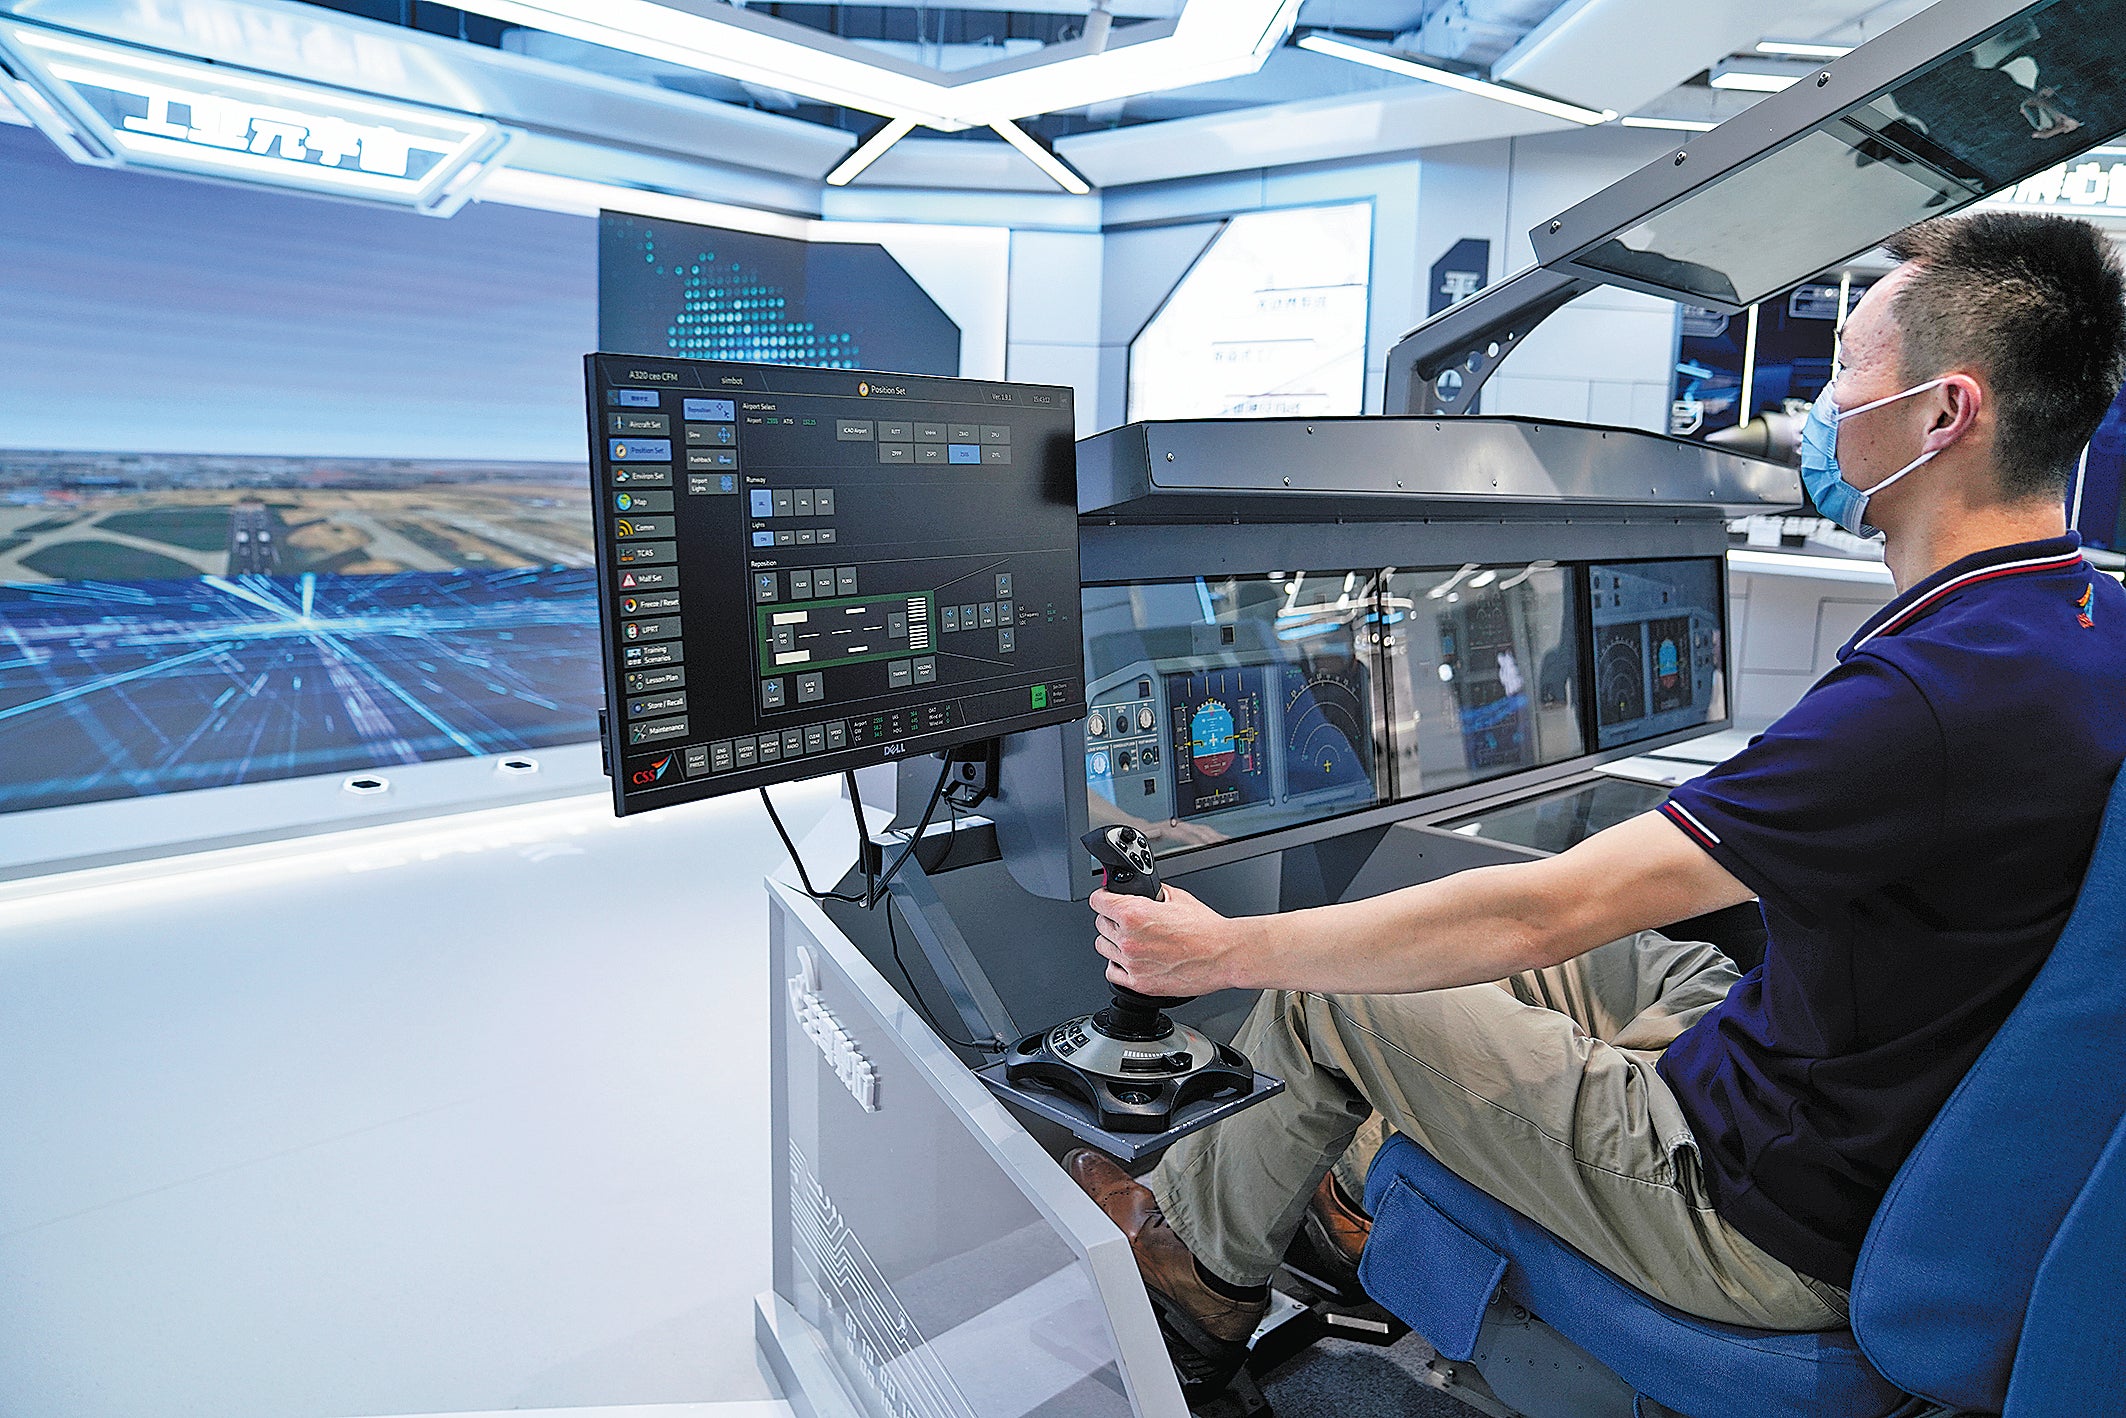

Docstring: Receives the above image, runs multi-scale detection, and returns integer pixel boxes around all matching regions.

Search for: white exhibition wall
[1003,124,1685,439]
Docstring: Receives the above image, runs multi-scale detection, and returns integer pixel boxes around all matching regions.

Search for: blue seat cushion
[1359,1135,1907,1418]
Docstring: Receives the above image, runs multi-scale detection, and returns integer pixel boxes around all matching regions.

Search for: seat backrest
[1850,769,2126,1411]
[2000,1109,2126,1415]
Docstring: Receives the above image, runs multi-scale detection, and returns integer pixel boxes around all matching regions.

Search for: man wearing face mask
[1065,212,2126,1381]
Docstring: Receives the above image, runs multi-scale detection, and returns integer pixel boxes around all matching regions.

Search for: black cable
[865,756,955,908]
[759,785,868,905]
[884,889,1007,1055]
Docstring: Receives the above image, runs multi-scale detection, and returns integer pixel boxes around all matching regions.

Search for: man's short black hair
[1881,211,2126,501]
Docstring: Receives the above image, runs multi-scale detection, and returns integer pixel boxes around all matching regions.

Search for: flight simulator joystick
[1002,826,1258,1134]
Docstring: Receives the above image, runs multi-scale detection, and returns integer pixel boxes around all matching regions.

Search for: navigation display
[1590,559,1726,750]
[588,354,1083,813]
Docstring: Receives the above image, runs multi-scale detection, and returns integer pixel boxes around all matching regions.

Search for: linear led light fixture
[825,117,916,186]
[1755,39,1855,60]
[1709,58,1810,93]
[438,0,1299,131]
[990,117,1091,194]
[1297,34,1615,126]
[1619,115,1718,132]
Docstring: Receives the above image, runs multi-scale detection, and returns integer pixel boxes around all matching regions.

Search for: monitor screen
[1082,570,1383,849]
[588,354,1084,813]
[1381,562,1584,800]
[1589,559,1727,750]
[1082,556,1724,855]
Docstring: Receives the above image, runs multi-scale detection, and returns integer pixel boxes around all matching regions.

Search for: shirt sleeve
[1662,652,1947,927]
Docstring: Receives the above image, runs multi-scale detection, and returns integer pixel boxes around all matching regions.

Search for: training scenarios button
[617,566,678,591]
[609,412,671,436]
[625,665,685,694]
[613,516,669,540]
[608,389,660,408]
[622,640,681,669]
[836,419,875,440]
[618,541,676,565]
[683,398,736,422]
[611,439,671,461]
[628,716,688,747]
[613,489,671,513]
[610,465,672,488]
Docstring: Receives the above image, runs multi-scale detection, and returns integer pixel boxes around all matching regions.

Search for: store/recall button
[622,640,681,669]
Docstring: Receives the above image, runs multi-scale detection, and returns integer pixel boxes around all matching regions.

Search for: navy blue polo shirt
[1657,533,2126,1287]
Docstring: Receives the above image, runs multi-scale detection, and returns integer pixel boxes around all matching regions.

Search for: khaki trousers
[1144,931,1851,1332]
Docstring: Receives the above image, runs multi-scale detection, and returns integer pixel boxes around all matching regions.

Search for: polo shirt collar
[1838,532,2086,660]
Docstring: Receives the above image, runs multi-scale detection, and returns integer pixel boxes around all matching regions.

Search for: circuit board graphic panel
[1166,666,1270,818]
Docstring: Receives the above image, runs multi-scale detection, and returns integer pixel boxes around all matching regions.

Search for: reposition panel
[587,354,1086,813]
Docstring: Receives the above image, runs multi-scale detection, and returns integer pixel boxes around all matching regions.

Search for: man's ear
[1921,372,1984,454]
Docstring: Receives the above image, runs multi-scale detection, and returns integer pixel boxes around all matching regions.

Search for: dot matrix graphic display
[587,354,1084,814]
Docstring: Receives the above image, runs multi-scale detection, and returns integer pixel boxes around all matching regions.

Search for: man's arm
[1090,809,1753,997]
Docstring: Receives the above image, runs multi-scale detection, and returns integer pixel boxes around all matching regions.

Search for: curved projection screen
[1127,201,1372,422]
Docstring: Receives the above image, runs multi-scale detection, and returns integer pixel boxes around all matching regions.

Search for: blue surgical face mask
[1798,376,1951,537]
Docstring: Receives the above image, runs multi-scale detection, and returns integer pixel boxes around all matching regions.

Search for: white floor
[0,779,843,1418]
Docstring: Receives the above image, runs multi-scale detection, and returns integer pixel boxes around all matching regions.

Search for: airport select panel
[586,354,1083,813]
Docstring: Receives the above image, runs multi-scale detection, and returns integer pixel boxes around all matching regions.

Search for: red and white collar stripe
[1848,548,2086,654]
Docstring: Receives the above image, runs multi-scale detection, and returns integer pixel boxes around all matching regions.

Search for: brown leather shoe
[1065,1148,1268,1346]
[1306,1170,1372,1272]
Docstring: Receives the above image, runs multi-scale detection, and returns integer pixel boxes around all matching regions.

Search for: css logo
[630,754,674,787]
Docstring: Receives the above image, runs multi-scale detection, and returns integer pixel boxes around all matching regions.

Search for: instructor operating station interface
[588,354,1084,814]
